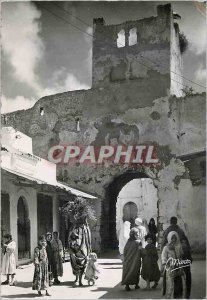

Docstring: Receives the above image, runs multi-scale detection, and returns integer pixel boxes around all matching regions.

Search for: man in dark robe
[46,232,54,286]
[161,216,190,251]
[122,227,142,291]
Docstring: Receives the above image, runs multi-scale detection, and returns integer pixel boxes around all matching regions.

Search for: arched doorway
[123,202,138,224]
[17,197,30,259]
[116,178,158,252]
[101,171,158,251]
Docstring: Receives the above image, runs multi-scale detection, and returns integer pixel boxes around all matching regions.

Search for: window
[117,29,125,48]
[40,107,44,116]
[129,27,137,46]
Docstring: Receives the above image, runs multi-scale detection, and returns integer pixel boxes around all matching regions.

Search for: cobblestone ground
[1,258,206,299]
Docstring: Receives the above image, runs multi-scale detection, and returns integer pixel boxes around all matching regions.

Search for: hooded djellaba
[161,231,187,299]
[121,227,142,291]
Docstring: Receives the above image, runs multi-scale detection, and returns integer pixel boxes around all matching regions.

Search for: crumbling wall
[92,4,172,89]
[2,88,206,252]
[168,94,206,156]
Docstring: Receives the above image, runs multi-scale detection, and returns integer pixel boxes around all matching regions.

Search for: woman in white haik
[118,218,131,260]
[134,218,148,248]
[161,231,186,299]
[1,234,16,286]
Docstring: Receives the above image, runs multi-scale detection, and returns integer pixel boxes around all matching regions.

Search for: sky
[1,1,206,113]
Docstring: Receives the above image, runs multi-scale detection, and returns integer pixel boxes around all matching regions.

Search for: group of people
[32,225,99,296]
[119,217,157,257]
[1,223,99,297]
[121,216,192,299]
[1,232,64,296]
[1,216,192,299]
[32,231,64,296]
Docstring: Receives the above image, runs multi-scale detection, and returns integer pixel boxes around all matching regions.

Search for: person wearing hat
[1,234,16,286]
[134,217,147,248]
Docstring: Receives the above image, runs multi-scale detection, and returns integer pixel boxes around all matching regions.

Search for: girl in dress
[148,218,158,245]
[1,234,16,286]
[141,234,160,289]
[84,252,100,285]
[32,235,51,296]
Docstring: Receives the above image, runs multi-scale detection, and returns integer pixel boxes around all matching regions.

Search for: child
[141,233,160,290]
[32,235,51,296]
[84,252,100,285]
[181,238,192,299]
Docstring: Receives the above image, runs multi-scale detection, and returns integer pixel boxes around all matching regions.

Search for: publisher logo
[47,145,159,166]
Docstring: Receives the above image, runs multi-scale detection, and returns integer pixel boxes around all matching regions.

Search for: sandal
[46,291,51,296]
[151,283,158,289]
[125,285,131,291]
[2,280,9,285]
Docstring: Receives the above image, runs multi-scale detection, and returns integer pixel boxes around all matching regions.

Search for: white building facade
[1,127,96,265]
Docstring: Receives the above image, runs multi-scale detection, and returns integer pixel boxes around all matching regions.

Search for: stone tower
[92,3,183,97]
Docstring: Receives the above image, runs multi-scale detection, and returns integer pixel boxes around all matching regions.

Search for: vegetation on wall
[181,86,194,96]
[179,32,189,54]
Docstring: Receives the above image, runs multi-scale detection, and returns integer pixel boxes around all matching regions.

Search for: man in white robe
[118,220,131,258]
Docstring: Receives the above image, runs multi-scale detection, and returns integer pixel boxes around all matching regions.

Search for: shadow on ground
[91,282,163,299]
[13,282,32,288]
[2,293,38,298]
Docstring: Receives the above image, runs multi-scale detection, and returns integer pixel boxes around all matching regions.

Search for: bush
[59,196,97,227]
[179,32,188,54]
[181,86,194,96]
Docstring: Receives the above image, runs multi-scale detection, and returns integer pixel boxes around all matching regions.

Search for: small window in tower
[117,29,125,48]
[129,28,137,46]
[40,107,44,116]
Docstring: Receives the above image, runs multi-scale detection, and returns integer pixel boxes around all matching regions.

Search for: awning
[1,166,97,199]
[55,182,97,199]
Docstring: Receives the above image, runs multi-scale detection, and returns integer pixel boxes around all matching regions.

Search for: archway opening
[101,172,158,252]
[17,196,30,259]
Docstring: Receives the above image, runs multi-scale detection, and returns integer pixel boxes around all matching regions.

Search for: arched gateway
[100,170,158,251]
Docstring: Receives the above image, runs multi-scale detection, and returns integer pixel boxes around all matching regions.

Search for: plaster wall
[2,92,205,163]
[177,179,206,253]
[2,91,206,252]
